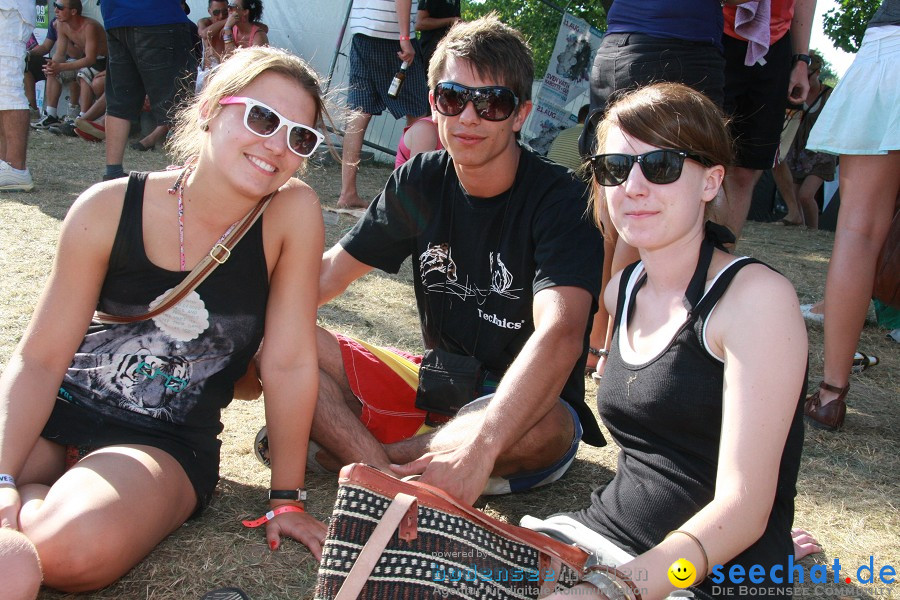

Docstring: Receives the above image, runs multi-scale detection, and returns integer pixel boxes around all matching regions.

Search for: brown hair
[588,82,732,230]
[428,13,533,104]
[167,46,338,168]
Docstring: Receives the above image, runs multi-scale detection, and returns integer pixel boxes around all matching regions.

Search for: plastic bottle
[388,61,410,99]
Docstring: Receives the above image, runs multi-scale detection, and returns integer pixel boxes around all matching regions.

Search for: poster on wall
[524,13,602,155]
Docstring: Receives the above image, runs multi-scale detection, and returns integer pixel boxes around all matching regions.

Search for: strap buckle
[210,243,231,264]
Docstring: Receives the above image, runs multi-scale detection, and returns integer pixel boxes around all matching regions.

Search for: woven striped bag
[314,463,590,600]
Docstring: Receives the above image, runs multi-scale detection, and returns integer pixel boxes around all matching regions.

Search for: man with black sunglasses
[197,0,229,76]
[308,15,604,505]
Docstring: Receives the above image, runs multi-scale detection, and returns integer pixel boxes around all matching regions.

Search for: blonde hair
[167,46,337,166]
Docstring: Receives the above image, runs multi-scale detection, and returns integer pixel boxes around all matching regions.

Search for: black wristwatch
[269,488,307,502]
[792,53,812,66]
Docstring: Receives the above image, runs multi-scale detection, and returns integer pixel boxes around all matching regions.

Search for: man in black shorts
[715,0,816,243]
[337,0,430,209]
[308,15,604,505]
[99,0,196,181]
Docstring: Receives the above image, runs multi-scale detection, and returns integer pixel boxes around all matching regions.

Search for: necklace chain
[169,159,239,272]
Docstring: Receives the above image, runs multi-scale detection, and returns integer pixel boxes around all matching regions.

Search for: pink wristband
[399,35,411,41]
[241,505,304,528]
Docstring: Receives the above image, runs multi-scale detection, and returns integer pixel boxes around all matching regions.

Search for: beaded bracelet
[665,529,709,584]
[223,35,234,43]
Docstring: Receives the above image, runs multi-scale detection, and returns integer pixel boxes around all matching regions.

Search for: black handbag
[414,348,484,416]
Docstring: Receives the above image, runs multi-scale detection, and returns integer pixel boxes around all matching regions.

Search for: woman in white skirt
[803,0,900,430]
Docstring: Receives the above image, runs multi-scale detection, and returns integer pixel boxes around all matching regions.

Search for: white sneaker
[0,160,34,191]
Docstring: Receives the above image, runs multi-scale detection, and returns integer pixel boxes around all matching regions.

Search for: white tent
[70,0,403,163]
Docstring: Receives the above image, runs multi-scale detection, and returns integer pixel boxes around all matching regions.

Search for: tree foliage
[462,0,608,76]
[822,0,879,53]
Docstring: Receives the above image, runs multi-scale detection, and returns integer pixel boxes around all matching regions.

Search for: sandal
[804,381,849,431]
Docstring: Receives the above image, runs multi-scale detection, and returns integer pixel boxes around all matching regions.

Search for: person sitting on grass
[527,83,809,600]
[0,46,331,599]
[280,15,605,506]
[222,0,268,52]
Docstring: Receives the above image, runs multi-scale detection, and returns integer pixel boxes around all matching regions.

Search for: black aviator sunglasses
[589,149,712,186]
[432,82,519,122]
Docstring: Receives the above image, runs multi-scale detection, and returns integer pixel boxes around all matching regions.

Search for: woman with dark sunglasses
[222,0,268,52]
[0,46,334,597]
[535,82,808,600]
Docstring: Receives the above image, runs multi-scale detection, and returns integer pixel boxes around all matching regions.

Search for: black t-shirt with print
[417,0,461,64]
[340,147,605,446]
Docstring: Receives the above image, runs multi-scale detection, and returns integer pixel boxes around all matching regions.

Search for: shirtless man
[197,0,229,73]
[32,0,107,130]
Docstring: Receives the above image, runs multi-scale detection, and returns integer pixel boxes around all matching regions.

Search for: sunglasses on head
[227,3,240,10]
[219,96,325,158]
[211,8,227,16]
[432,82,519,122]
[589,149,711,186]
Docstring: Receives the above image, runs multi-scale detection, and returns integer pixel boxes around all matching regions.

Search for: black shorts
[26,53,47,82]
[580,32,726,156]
[723,32,793,169]
[348,34,430,119]
[41,393,219,517]
[105,23,196,125]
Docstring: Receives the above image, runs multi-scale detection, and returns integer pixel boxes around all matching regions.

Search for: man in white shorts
[0,1,35,191]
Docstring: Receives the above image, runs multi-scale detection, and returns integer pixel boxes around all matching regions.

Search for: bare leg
[105,114,131,168]
[24,72,36,111]
[77,79,95,118]
[772,161,803,225]
[337,112,373,209]
[817,153,900,407]
[42,76,61,114]
[18,445,196,592]
[81,93,106,122]
[135,124,169,149]
[719,166,763,244]
[0,529,41,600]
[796,175,823,230]
[309,327,393,471]
[0,109,30,169]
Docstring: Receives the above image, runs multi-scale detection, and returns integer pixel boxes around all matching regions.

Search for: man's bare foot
[336,192,369,210]
[792,527,822,560]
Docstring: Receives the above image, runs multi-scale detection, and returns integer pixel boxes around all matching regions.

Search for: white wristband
[0,474,15,486]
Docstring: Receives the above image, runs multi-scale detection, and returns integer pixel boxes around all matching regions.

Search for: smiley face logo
[668,558,697,588]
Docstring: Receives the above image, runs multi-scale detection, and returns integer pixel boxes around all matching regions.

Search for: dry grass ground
[0,132,896,600]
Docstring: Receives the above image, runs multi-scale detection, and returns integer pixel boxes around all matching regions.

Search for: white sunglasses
[219,96,324,157]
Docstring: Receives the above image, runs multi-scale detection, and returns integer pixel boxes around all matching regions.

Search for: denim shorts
[105,23,196,124]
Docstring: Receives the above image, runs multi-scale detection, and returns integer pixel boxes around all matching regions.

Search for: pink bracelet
[241,505,304,528]
[399,35,411,41]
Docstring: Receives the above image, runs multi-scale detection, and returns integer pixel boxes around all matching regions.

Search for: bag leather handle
[334,493,418,600]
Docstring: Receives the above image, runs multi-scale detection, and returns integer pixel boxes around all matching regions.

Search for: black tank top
[61,172,269,440]
[571,239,805,599]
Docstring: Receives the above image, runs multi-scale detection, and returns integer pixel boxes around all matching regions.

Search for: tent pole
[325,0,353,93]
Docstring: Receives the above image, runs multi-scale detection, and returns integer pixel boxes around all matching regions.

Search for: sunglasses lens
[245,104,280,136]
[642,150,684,184]
[593,155,632,186]
[473,89,516,121]
[289,126,320,157]
[435,84,466,116]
